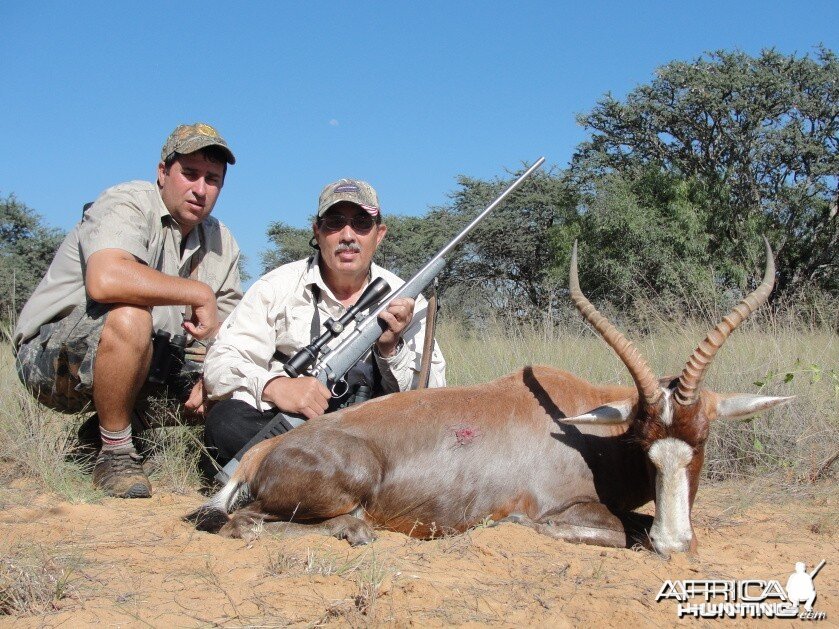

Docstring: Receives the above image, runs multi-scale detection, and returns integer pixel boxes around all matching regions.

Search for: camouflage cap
[316,179,380,217]
[160,123,236,165]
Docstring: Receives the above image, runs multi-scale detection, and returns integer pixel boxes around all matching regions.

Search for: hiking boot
[92,445,152,498]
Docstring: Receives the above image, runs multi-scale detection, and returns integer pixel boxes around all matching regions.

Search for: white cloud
[329,119,339,127]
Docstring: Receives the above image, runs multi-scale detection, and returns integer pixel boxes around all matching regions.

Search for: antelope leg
[503,503,629,548]
[261,514,376,546]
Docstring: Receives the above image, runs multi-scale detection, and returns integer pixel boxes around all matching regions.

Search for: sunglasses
[318,213,376,234]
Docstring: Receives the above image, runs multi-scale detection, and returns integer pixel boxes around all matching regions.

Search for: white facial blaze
[659,388,674,426]
[648,438,694,554]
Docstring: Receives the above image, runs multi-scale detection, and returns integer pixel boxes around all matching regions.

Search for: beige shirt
[203,255,446,411]
[13,180,242,348]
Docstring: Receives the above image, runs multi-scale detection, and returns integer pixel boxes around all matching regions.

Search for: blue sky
[2,2,836,283]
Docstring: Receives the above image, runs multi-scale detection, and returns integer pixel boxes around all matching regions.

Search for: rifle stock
[214,157,546,484]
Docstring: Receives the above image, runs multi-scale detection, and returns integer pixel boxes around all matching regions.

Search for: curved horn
[675,238,775,406]
[569,241,662,408]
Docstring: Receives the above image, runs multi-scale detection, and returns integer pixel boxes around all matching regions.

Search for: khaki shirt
[203,255,446,411]
[13,180,242,348]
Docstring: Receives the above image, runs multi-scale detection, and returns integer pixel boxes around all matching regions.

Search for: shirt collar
[154,185,171,222]
[305,253,382,303]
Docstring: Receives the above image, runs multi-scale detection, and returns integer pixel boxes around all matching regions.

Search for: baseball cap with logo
[316,179,381,218]
[160,123,236,165]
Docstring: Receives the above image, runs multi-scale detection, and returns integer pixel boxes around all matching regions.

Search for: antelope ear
[560,399,635,425]
[713,394,794,420]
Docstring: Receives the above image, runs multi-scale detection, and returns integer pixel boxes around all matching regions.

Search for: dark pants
[201,398,291,479]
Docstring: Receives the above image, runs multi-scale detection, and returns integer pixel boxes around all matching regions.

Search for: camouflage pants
[15,301,109,414]
[15,301,198,421]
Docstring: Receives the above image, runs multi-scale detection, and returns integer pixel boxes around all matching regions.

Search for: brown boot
[92,445,152,498]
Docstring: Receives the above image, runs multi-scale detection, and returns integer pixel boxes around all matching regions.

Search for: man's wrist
[375,338,404,359]
[195,281,217,307]
[261,375,284,402]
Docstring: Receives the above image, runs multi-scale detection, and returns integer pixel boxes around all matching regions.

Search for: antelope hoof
[327,515,377,546]
[219,512,262,539]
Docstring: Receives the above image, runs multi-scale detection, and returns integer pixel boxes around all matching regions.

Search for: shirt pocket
[275,304,312,358]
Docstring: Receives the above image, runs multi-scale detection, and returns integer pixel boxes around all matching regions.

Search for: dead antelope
[187,240,791,555]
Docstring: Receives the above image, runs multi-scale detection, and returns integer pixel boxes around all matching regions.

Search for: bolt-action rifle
[215,157,546,483]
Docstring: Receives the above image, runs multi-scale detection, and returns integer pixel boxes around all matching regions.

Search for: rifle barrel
[358,156,545,327]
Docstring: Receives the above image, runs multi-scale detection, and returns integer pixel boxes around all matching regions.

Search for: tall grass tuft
[138,398,208,494]
[0,341,206,501]
[0,346,95,504]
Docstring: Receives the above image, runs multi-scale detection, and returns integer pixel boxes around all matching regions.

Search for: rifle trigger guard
[331,378,349,399]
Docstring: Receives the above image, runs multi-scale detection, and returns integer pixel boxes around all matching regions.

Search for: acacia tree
[0,193,64,322]
[574,46,838,295]
[261,222,313,273]
[551,168,715,317]
[430,167,573,318]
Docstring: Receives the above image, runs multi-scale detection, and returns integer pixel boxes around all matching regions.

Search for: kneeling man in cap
[14,123,243,498]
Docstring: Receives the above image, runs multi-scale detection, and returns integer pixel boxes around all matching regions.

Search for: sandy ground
[0,478,836,628]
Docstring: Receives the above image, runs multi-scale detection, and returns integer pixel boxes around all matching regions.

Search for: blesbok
[187,240,791,555]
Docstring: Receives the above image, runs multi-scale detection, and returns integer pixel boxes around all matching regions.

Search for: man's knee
[204,399,273,460]
[99,305,153,352]
[204,399,247,447]
[203,401,228,449]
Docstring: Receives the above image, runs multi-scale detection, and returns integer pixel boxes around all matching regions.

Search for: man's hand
[182,287,220,341]
[263,376,330,420]
[184,377,208,416]
[375,297,414,357]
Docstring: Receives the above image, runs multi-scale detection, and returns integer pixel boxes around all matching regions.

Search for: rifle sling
[417,282,438,389]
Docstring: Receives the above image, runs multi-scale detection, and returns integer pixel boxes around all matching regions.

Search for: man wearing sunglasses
[201,178,446,477]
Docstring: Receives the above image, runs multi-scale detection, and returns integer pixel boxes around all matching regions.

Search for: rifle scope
[283,277,391,378]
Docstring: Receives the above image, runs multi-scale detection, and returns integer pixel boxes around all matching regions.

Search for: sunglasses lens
[352,215,374,232]
[320,213,375,233]
[321,216,347,231]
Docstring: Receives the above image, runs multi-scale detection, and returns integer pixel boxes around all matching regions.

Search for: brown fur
[211,365,656,547]
[188,242,788,554]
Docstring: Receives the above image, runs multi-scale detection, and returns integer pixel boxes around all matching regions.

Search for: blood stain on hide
[453,426,480,447]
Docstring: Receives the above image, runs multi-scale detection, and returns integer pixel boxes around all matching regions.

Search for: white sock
[100,425,132,451]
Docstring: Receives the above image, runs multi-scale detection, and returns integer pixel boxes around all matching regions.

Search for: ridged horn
[675,238,775,406]
[569,241,662,408]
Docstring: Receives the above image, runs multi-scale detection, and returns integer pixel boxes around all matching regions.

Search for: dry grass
[137,398,207,495]
[0,544,82,616]
[260,544,393,623]
[0,343,206,503]
[0,355,95,505]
